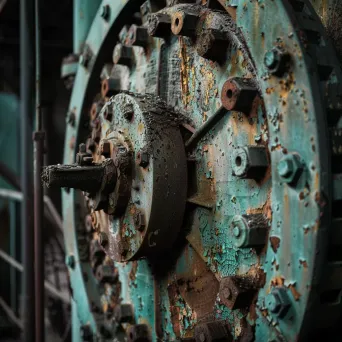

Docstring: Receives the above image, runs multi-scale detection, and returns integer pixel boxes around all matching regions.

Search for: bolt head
[277,154,303,185]
[66,254,75,269]
[99,232,108,248]
[134,211,146,232]
[264,47,291,77]
[266,287,291,319]
[101,141,111,158]
[264,50,278,69]
[230,216,248,248]
[136,151,150,168]
[100,5,110,21]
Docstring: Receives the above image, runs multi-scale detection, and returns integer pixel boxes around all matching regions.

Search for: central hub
[99,93,187,261]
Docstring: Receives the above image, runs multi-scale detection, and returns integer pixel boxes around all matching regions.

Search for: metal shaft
[20,0,35,340]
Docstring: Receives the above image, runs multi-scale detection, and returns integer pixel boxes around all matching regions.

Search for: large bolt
[219,275,263,310]
[114,304,134,323]
[277,153,303,185]
[66,254,75,269]
[80,325,93,341]
[113,44,134,67]
[90,240,106,269]
[266,287,291,319]
[171,10,199,37]
[101,77,121,98]
[147,13,172,38]
[196,29,229,63]
[101,141,111,158]
[134,211,146,232]
[231,146,269,180]
[100,4,110,21]
[230,214,268,248]
[264,47,291,77]
[221,77,258,114]
[98,232,109,248]
[95,264,118,284]
[127,324,151,342]
[194,321,232,342]
[127,24,149,48]
[136,151,150,168]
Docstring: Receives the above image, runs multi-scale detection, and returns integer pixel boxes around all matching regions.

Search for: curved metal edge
[62,0,145,337]
[230,0,342,340]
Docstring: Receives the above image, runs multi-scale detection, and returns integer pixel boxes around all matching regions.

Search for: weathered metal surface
[47,0,342,340]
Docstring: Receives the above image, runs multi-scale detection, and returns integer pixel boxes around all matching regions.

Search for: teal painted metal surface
[73,0,102,54]
[55,0,342,341]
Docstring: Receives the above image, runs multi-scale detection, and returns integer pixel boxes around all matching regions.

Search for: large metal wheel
[44,0,342,340]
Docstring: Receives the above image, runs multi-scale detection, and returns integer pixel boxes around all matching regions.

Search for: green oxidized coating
[62,0,342,341]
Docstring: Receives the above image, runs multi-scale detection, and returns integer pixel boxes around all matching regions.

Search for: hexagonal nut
[136,151,150,168]
[219,276,257,310]
[171,10,199,37]
[277,153,303,185]
[101,141,111,158]
[114,303,134,323]
[113,44,134,67]
[134,211,146,232]
[196,28,229,63]
[221,77,258,114]
[127,324,151,342]
[127,24,149,48]
[231,146,268,180]
[80,325,93,341]
[147,13,171,38]
[264,47,291,77]
[266,287,291,319]
[95,264,118,284]
[101,77,121,98]
[219,277,244,310]
[230,214,268,248]
[194,321,232,342]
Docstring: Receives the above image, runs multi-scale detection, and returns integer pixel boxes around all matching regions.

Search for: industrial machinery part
[43,0,342,341]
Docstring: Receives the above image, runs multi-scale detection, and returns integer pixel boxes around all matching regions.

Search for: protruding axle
[42,159,117,195]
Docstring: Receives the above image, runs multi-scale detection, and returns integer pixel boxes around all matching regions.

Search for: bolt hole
[226,89,233,99]
[130,332,134,339]
[235,156,242,166]
[175,18,180,27]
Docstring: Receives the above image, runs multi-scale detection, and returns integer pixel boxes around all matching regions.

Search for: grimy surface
[44,0,342,341]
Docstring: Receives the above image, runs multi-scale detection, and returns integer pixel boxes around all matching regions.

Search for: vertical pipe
[34,0,45,340]
[20,0,35,340]
[10,201,17,312]
[73,0,102,54]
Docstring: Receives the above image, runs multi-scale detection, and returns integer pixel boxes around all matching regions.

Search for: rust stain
[270,276,285,287]
[270,236,281,253]
[138,122,145,134]
[129,261,138,281]
[288,284,301,301]
[299,259,308,268]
